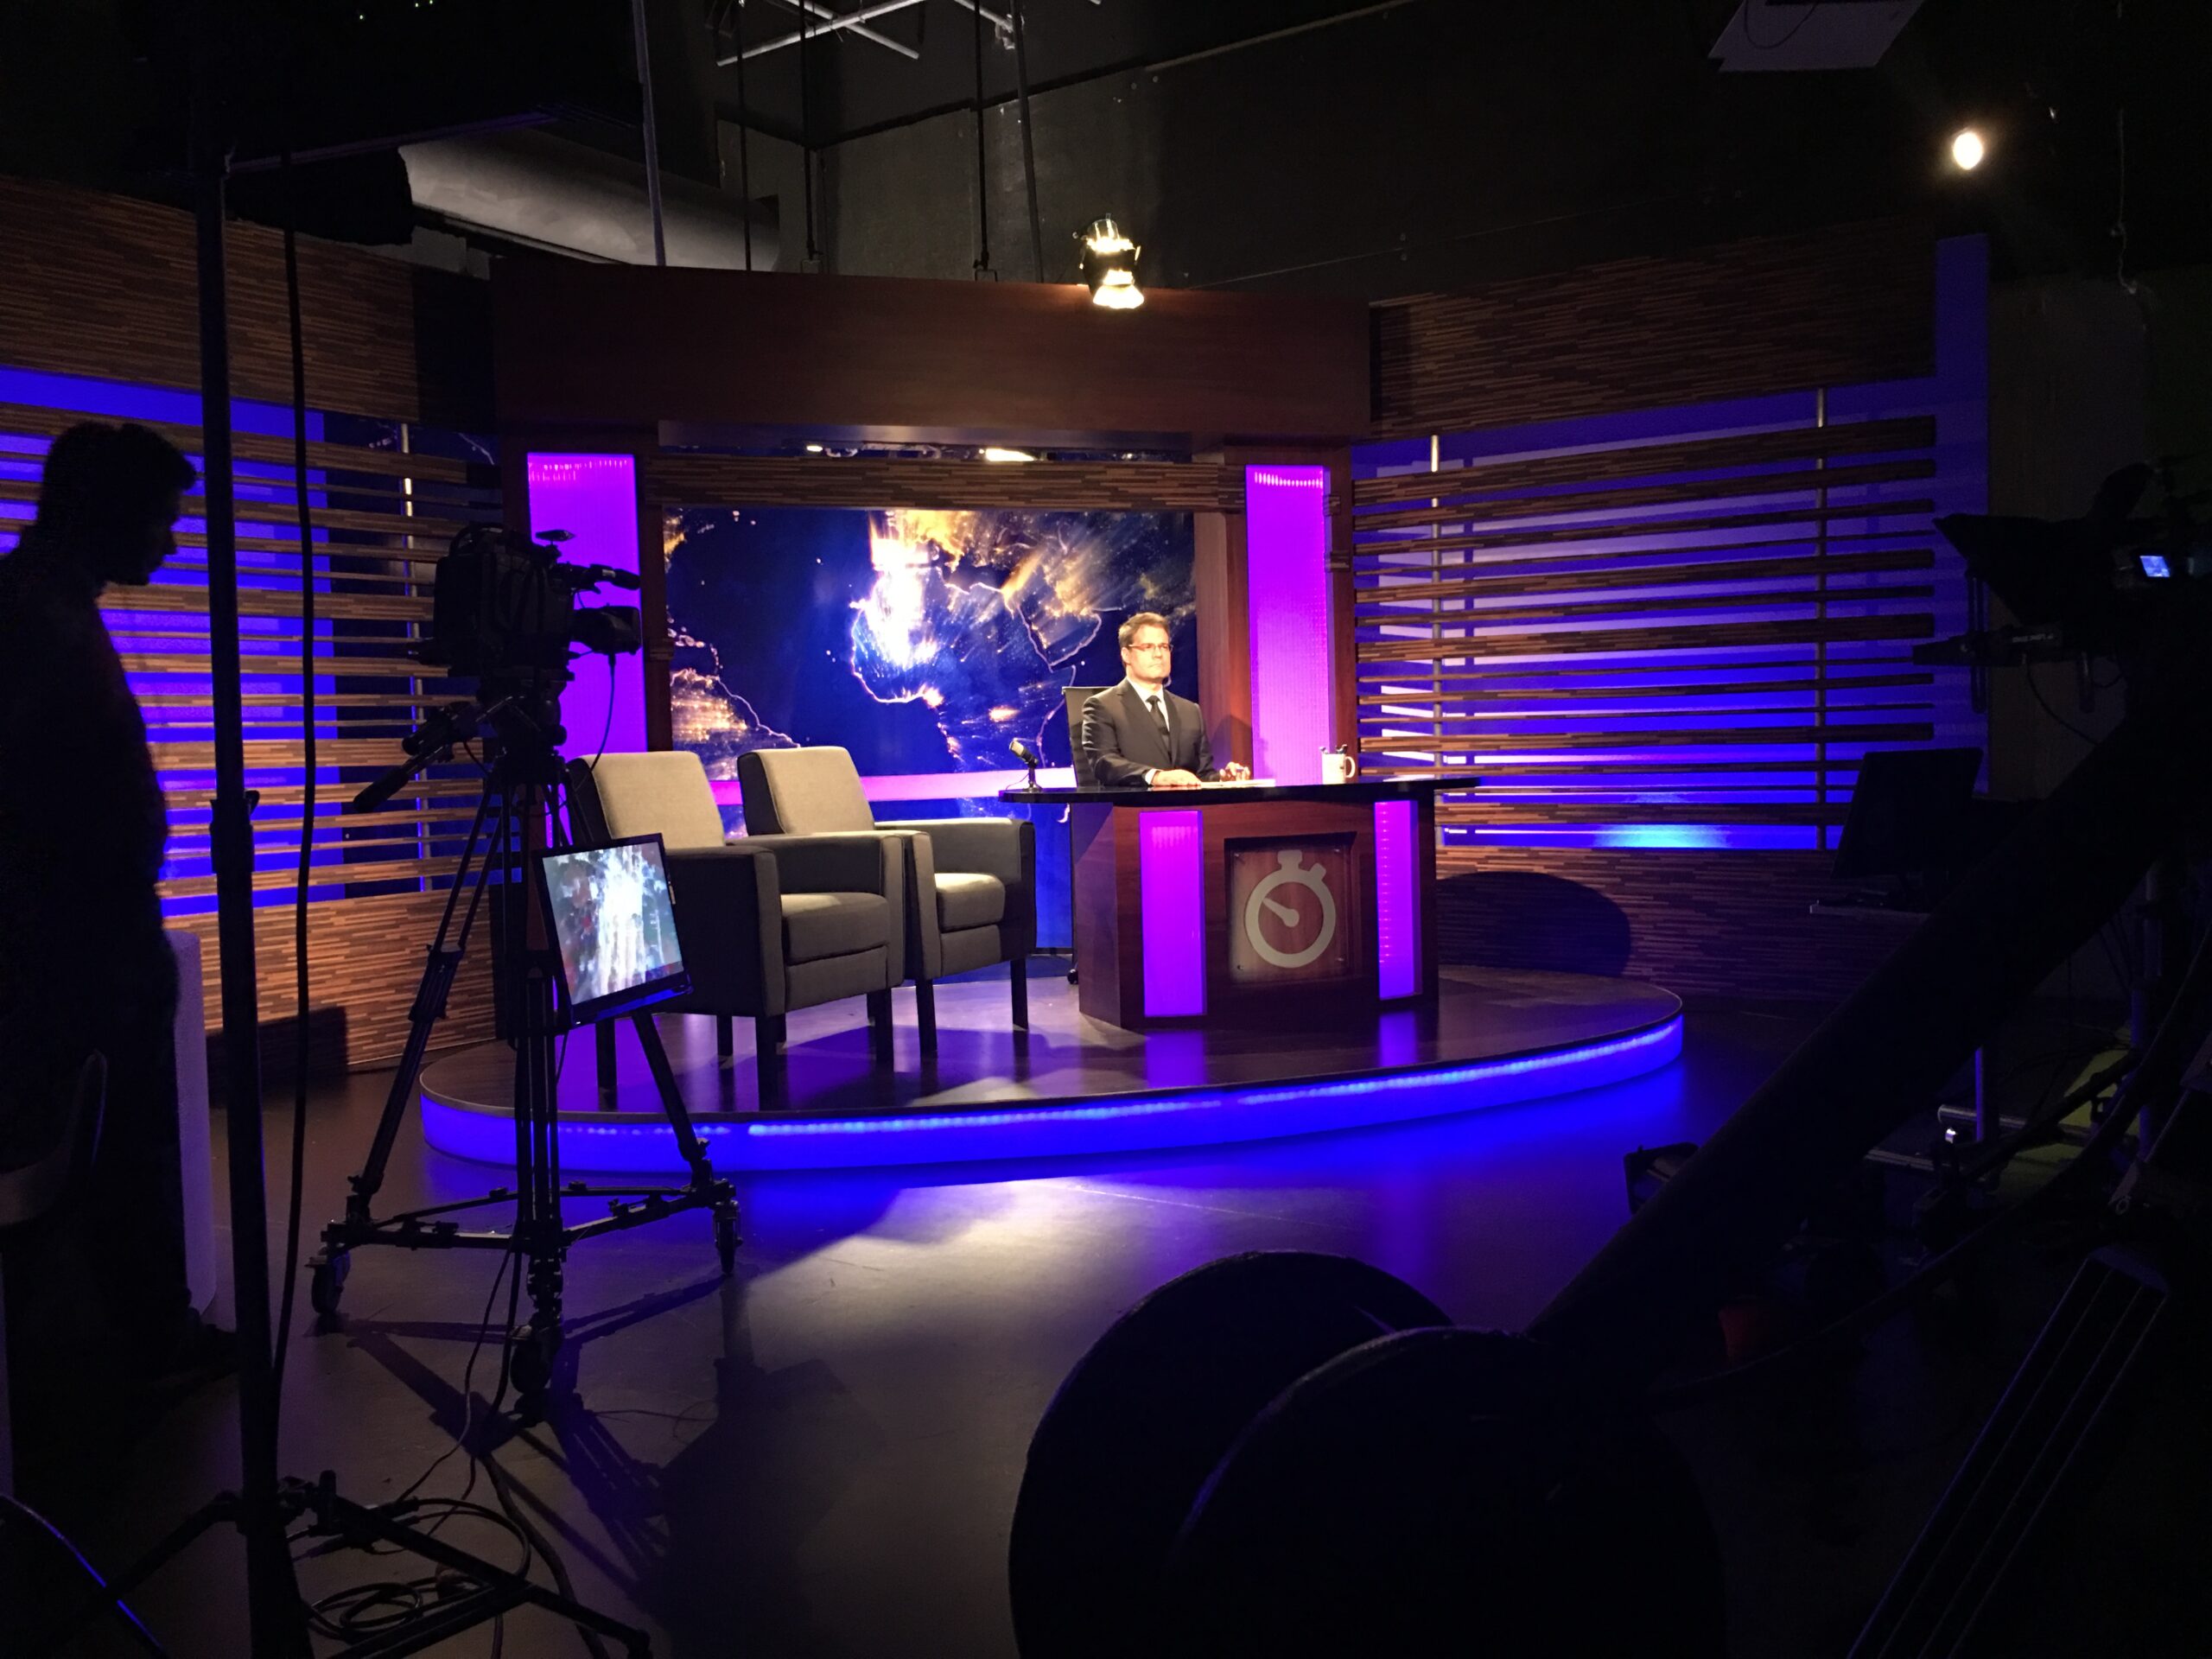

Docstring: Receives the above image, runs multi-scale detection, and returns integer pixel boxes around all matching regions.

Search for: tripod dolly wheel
[714,1205,742,1276]
[308,1252,350,1319]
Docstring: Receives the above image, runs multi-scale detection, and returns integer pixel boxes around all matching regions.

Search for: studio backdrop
[664,505,1199,948]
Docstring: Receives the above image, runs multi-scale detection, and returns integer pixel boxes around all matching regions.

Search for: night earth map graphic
[664,505,1198,798]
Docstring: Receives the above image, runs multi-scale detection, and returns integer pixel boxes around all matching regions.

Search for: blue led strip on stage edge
[417,1014,1683,1173]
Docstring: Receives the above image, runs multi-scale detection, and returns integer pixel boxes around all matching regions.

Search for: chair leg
[753,1015,787,1109]
[866,989,893,1065]
[1010,958,1029,1031]
[716,1014,735,1062]
[914,979,938,1058]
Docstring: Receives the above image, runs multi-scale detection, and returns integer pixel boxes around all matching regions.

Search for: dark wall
[815,3,1916,298]
[803,0,2210,302]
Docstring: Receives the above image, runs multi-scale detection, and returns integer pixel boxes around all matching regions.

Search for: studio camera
[1916,461,2212,675]
[347,524,644,813]
[422,523,645,689]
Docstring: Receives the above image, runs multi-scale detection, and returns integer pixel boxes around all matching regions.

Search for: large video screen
[664,506,1199,950]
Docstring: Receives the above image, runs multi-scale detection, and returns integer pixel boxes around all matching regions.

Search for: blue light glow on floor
[419,1014,1684,1173]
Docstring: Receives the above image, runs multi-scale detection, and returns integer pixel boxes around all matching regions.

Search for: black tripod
[308,690,741,1420]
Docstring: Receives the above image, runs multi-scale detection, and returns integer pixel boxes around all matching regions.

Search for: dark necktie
[1147,694,1171,755]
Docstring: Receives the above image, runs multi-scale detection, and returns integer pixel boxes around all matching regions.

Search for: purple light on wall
[1140,809,1205,1017]
[527,454,644,762]
[1374,798,1421,998]
[1246,465,1332,785]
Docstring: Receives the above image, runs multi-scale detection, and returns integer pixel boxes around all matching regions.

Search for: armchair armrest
[876,817,1036,960]
[876,817,1031,887]
[662,845,783,1014]
[739,831,907,985]
[740,832,899,897]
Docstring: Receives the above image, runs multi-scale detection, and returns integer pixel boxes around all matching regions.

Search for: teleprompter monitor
[534,835,690,1027]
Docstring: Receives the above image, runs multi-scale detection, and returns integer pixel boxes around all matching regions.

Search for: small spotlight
[804,442,824,454]
[1949,128,1986,171]
[981,447,1036,464]
[1077,216,1143,310]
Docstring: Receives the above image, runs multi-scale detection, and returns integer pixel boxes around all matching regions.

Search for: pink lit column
[1140,810,1206,1018]
[1245,466,1331,784]
[526,454,646,761]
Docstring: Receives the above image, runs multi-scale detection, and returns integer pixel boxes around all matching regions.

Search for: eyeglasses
[1128,641,1172,653]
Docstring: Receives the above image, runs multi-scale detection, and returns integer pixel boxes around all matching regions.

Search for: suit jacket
[1080,681,1217,787]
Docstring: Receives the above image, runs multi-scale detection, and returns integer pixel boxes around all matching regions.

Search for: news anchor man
[1081,612,1251,789]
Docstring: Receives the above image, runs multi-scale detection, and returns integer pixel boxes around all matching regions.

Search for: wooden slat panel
[167,888,497,1062]
[1432,846,1910,1005]
[1359,652,1923,685]
[1436,803,1850,826]
[0,175,493,426]
[1360,721,1931,755]
[1351,499,1937,563]
[1357,613,1934,662]
[1357,548,1934,605]
[0,402,493,486]
[1367,760,1875,777]
[646,454,1238,512]
[1370,219,1935,441]
[0,480,479,542]
[162,779,483,810]
[1352,416,1936,507]
[149,738,435,769]
[101,585,431,622]
[121,652,448,679]
[1361,671,1934,704]
[158,855,464,899]
[1359,581,1935,627]
[1349,456,1936,536]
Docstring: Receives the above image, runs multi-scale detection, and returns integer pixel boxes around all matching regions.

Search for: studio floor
[34,993,2103,1657]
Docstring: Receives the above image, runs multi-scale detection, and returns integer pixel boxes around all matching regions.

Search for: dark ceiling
[709,0,1395,145]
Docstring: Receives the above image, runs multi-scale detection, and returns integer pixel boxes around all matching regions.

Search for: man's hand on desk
[1150,768,1203,789]
[1217,761,1252,782]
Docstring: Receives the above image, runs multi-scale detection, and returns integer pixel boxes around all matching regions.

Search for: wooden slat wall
[0,173,506,1065]
[1433,846,1910,1004]
[1370,219,1936,442]
[0,176,493,427]
[1351,406,1967,834]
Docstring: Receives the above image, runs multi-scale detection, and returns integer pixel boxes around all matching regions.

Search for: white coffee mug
[1321,747,1359,785]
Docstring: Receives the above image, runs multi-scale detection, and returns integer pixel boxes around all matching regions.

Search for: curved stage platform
[418,967,1683,1173]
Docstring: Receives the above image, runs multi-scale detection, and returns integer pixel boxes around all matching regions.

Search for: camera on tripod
[1916,461,2212,674]
[348,524,646,814]
[422,523,645,690]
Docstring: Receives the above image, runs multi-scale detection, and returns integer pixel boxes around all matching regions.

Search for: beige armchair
[735,747,1036,1054]
[564,752,906,1100]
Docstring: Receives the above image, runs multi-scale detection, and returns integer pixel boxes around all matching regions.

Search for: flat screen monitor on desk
[536,836,692,1027]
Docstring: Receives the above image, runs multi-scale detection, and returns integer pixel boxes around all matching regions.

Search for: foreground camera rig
[1917,461,2212,677]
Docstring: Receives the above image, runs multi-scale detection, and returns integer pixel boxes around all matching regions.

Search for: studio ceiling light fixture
[1949,127,1987,170]
[1077,217,1143,310]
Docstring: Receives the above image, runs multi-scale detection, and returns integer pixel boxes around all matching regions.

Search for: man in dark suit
[1080,612,1251,789]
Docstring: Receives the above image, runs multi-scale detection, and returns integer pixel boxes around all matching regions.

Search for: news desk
[1000,779,1451,1031]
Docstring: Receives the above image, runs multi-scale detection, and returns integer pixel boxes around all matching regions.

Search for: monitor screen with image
[536,836,690,1026]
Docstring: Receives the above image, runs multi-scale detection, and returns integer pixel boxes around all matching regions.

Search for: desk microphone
[1010,738,1042,788]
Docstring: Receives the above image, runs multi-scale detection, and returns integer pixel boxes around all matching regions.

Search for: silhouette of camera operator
[0,422,226,1418]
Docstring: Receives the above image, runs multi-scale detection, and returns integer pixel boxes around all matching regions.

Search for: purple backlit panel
[1374,798,1421,998]
[528,454,645,763]
[1246,466,1332,785]
[1140,809,1205,1017]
